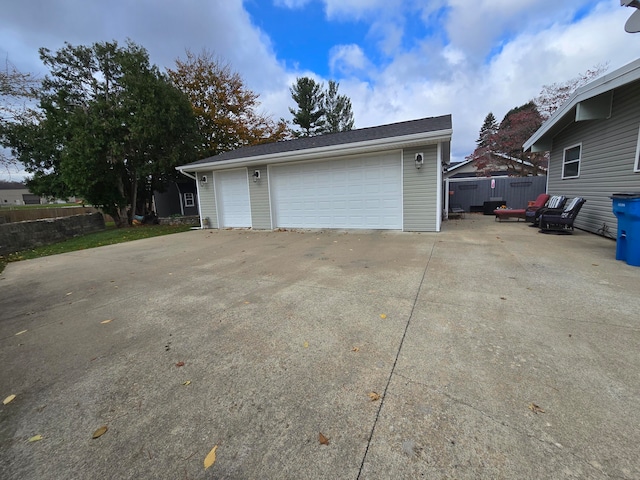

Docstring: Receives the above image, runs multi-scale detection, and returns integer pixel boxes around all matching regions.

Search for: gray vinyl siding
[548,80,640,237]
[198,171,218,228]
[403,144,438,232]
[249,165,271,229]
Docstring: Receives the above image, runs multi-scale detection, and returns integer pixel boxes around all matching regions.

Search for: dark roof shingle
[182,114,452,167]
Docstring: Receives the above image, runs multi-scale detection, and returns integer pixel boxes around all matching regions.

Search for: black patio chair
[538,197,586,234]
[526,195,567,226]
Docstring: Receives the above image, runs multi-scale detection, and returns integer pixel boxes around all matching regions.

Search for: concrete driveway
[1,215,639,479]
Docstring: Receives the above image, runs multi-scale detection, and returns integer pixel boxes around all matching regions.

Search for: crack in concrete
[356,243,435,479]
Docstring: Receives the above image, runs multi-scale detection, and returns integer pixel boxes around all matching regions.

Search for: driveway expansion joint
[356,244,435,479]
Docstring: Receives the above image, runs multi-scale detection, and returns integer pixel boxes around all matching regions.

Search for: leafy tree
[0,59,39,169]
[289,77,325,137]
[5,40,198,226]
[167,50,290,158]
[535,64,608,120]
[467,66,608,176]
[476,112,497,148]
[323,80,354,134]
[468,102,545,176]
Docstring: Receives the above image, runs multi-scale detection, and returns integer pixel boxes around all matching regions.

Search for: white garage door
[270,153,402,229]
[215,169,251,227]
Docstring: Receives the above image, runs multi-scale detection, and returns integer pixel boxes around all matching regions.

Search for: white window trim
[184,192,195,207]
[634,125,640,173]
[562,143,582,179]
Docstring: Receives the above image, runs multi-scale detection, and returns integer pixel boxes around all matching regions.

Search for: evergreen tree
[289,77,325,137]
[476,112,497,148]
[323,80,354,134]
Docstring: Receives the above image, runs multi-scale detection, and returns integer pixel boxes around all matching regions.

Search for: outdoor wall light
[200,175,208,184]
[253,170,261,182]
[415,153,424,169]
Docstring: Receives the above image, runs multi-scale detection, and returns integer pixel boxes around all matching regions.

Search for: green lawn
[0,224,192,274]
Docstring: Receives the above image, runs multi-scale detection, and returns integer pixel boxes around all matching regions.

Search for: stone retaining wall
[0,213,105,256]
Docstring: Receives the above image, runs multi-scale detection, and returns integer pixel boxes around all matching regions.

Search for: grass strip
[0,224,192,274]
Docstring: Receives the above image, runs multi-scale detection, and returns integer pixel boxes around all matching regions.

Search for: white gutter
[177,129,453,173]
[178,170,197,181]
[524,58,640,151]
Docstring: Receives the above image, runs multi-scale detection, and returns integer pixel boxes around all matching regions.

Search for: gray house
[524,58,640,237]
[177,115,452,232]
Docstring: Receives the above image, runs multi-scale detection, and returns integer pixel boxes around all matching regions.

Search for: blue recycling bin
[611,193,640,267]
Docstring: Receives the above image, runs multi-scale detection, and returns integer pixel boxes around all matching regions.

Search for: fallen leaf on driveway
[183,380,191,386]
[303,341,309,348]
[379,314,387,319]
[28,434,43,442]
[352,347,360,352]
[318,432,330,445]
[528,403,545,414]
[176,361,185,367]
[66,292,72,296]
[92,425,108,439]
[3,394,16,405]
[100,319,112,324]
[204,445,218,470]
[368,392,381,402]
[15,330,27,336]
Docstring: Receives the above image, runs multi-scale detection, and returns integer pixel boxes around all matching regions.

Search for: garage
[270,153,402,229]
[214,169,251,227]
[179,115,452,232]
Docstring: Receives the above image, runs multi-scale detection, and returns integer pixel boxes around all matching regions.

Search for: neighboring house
[0,182,41,205]
[445,156,546,179]
[153,178,199,217]
[178,115,452,232]
[524,58,640,238]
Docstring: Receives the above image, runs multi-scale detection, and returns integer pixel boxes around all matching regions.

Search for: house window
[184,192,195,207]
[634,125,640,172]
[562,144,581,179]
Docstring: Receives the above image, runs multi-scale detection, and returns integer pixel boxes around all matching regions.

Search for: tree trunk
[115,174,131,228]
[130,174,138,221]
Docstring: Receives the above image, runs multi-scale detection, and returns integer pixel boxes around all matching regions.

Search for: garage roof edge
[178,115,452,172]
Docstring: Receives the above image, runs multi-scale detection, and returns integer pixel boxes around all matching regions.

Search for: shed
[524,58,640,237]
[177,115,452,232]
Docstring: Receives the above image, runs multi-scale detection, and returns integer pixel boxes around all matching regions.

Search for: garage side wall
[198,171,218,228]
[249,165,271,229]
[403,144,439,232]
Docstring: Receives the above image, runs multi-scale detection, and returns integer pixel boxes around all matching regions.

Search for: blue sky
[1,0,639,181]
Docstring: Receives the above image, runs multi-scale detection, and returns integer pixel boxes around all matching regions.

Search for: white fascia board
[446,159,473,172]
[523,58,640,151]
[177,129,453,173]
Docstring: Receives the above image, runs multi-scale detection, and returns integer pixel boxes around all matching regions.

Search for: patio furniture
[494,193,549,222]
[493,208,526,221]
[539,197,586,234]
[527,195,567,225]
[448,204,465,219]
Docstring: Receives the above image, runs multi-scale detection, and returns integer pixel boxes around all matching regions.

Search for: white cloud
[338,0,638,162]
[1,0,638,167]
[323,0,394,19]
[329,44,375,76]
[273,0,312,8]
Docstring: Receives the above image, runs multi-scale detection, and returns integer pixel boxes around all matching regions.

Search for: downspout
[176,182,185,216]
[436,142,443,232]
